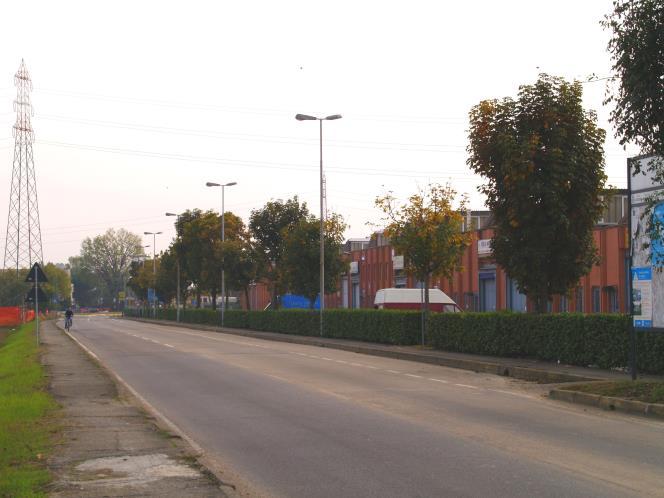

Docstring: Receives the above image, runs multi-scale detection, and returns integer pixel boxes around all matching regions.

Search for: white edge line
[455,383,479,389]
[61,327,204,455]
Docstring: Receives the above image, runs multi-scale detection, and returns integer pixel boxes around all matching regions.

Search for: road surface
[65,316,664,497]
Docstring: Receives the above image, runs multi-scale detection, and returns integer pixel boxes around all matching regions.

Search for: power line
[34,87,467,124]
[37,139,481,180]
[38,114,467,152]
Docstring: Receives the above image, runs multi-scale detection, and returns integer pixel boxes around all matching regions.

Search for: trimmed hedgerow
[123,308,664,374]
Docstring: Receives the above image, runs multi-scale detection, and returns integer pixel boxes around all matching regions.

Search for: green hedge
[125,307,420,345]
[123,308,664,374]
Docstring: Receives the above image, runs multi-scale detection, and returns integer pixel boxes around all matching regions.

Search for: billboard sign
[629,154,664,329]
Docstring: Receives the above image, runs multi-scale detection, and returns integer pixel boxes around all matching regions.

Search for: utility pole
[4,60,43,273]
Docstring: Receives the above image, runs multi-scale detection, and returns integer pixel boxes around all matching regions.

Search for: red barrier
[0,306,23,327]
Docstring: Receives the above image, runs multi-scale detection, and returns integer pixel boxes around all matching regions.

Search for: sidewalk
[126,317,663,384]
[41,320,231,497]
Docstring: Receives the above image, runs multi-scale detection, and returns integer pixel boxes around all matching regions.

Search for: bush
[123,308,664,374]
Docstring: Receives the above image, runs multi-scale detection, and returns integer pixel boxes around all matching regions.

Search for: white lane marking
[387,369,401,374]
[321,357,333,361]
[336,360,348,364]
[365,365,378,369]
[455,383,479,390]
[488,389,534,399]
[350,362,364,367]
[428,378,449,384]
[296,353,307,356]
[405,373,423,379]
[164,343,175,348]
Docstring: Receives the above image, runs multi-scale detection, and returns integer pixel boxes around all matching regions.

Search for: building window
[592,286,601,313]
[560,295,569,313]
[575,286,584,313]
[606,286,619,313]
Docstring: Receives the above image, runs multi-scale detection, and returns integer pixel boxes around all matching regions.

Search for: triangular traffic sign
[25,285,48,303]
[24,262,48,283]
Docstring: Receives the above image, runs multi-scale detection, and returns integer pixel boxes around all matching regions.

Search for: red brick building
[246,193,629,314]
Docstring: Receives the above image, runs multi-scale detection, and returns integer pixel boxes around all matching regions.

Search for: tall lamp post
[166,212,183,322]
[144,231,162,317]
[205,181,237,328]
[295,113,342,337]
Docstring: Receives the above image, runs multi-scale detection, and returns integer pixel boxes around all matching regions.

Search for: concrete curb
[122,317,601,384]
[549,388,664,420]
[55,321,240,497]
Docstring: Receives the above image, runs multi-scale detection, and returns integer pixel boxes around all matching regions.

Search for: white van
[374,288,461,312]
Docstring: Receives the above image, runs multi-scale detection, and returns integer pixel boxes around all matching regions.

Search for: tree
[376,184,469,339]
[79,229,145,309]
[0,269,29,306]
[249,197,310,308]
[603,0,664,164]
[176,209,245,310]
[281,213,348,308]
[467,74,606,312]
[42,263,72,308]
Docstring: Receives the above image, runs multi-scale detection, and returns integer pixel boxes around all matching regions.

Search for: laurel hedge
[123,308,664,374]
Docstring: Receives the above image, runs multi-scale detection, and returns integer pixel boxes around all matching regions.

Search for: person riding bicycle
[64,307,73,329]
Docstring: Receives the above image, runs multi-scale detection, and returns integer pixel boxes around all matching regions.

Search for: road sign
[24,262,48,283]
[25,285,48,304]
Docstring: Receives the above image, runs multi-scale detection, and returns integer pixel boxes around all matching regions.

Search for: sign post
[25,262,48,344]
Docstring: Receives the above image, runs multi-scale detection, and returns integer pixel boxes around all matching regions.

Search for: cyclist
[64,307,74,330]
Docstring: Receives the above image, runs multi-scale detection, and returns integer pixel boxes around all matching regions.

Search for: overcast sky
[0,0,640,264]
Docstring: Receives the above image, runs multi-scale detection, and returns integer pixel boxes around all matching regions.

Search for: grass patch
[0,322,58,497]
[565,380,664,404]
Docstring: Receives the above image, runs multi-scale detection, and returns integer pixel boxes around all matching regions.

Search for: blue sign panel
[281,294,320,310]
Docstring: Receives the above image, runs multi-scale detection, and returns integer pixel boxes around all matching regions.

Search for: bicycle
[64,316,72,331]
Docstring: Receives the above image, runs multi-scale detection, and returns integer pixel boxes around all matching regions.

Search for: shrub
[123,308,664,374]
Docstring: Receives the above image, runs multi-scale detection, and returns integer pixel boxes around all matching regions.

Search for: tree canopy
[79,229,145,308]
[603,0,664,161]
[467,74,606,311]
[281,213,348,308]
[249,197,310,307]
[376,184,470,312]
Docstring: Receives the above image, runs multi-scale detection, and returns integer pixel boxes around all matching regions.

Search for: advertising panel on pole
[629,154,664,330]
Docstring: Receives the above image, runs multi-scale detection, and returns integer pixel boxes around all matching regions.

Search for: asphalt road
[66,316,664,498]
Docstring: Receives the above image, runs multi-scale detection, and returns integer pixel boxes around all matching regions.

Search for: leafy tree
[603,0,664,163]
[42,263,72,308]
[69,256,111,307]
[79,229,145,309]
[176,209,244,309]
[249,197,310,308]
[376,184,469,334]
[0,269,29,306]
[467,74,606,312]
[281,213,348,308]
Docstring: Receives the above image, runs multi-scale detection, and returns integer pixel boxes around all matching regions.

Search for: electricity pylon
[3,59,43,273]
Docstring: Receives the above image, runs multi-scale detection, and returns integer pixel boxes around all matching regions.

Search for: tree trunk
[534,294,547,313]
[423,275,430,346]
[196,289,201,309]
[225,289,230,311]
[211,290,217,311]
[245,287,251,311]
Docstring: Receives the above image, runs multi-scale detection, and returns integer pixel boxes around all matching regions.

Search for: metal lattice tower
[3,60,43,273]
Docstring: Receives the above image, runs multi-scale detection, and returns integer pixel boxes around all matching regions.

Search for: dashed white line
[321,357,333,361]
[455,383,479,390]
[428,378,448,384]
[365,365,378,369]
[405,374,423,379]
[387,370,401,374]
[350,362,364,367]
[164,343,175,348]
[336,360,348,364]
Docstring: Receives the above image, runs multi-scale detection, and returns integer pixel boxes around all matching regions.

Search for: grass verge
[0,322,58,497]
[565,380,664,404]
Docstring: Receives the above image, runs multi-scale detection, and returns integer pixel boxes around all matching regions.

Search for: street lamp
[144,231,162,317]
[295,113,342,337]
[206,181,237,327]
[166,212,183,322]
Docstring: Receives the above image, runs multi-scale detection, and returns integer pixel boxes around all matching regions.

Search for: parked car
[374,288,461,312]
